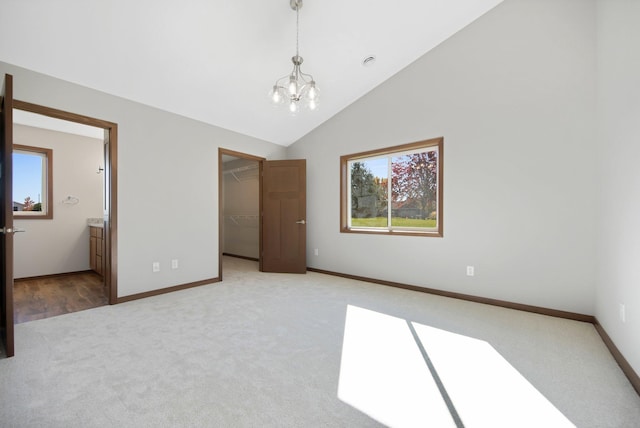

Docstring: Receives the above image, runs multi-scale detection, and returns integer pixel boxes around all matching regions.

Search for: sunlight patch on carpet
[338,305,576,427]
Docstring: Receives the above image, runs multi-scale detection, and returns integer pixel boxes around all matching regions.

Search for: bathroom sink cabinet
[89,226,104,276]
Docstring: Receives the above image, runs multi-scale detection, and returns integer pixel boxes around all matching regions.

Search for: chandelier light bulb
[271,86,282,104]
[289,100,298,113]
[288,76,298,96]
[309,99,317,111]
[308,82,317,100]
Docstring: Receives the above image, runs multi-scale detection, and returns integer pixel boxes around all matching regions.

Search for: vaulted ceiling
[1,0,503,146]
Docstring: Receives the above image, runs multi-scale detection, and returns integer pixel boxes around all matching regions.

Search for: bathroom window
[13,144,53,219]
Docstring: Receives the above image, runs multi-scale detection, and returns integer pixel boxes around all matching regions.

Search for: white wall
[1,61,286,297]
[222,158,260,258]
[595,0,640,377]
[13,124,103,278]
[287,0,598,314]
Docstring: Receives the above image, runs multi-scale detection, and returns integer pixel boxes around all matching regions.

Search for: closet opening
[218,149,264,279]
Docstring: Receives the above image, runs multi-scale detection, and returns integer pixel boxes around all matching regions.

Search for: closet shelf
[223,164,259,182]
[225,214,259,227]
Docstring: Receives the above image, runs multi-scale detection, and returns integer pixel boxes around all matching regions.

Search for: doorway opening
[218,148,264,280]
[12,100,118,318]
[218,149,308,279]
[12,110,108,322]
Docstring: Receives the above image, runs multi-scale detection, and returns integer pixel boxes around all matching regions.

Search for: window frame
[13,144,54,220]
[340,137,443,237]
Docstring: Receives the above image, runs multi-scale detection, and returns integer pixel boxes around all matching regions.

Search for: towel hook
[62,196,80,205]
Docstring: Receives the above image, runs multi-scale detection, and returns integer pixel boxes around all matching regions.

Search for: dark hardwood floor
[14,272,108,324]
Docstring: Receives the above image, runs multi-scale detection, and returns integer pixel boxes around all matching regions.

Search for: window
[13,144,53,219]
[341,137,443,237]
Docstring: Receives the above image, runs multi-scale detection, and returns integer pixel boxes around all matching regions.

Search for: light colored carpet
[1,256,639,427]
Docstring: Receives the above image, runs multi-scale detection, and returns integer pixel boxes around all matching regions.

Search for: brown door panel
[261,160,306,273]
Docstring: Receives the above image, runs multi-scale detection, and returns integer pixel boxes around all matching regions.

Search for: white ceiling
[0,0,503,146]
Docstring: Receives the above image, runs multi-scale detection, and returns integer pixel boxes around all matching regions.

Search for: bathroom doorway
[11,101,117,322]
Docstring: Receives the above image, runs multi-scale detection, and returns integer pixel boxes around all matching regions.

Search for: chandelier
[270,0,319,114]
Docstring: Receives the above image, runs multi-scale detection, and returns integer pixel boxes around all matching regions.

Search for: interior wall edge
[307,267,595,322]
[116,277,220,304]
[222,253,259,262]
[14,270,95,282]
[594,318,640,396]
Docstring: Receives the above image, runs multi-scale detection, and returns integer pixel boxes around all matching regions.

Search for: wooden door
[261,159,307,273]
[0,74,14,357]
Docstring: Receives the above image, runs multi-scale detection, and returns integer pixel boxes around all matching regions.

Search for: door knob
[296,220,306,225]
[0,227,26,234]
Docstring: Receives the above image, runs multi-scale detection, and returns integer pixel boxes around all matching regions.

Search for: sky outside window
[13,152,44,204]
[361,158,388,180]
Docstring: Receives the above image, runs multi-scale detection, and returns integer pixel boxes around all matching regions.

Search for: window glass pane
[13,151,46,213]
[13,144,52,219]
[391,150,438,229]
[349,158,388,228]
[341,137,443,237]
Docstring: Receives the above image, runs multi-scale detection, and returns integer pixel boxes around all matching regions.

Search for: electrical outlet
[314,248,319,256]
[152,262,160,273]
[619,303,626,323]
[466,266,475,276]
[171,259,179,270]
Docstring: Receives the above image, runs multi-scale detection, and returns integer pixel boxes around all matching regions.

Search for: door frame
[218,148,265,279]
[1,74,15,357]
[13,100,118,304]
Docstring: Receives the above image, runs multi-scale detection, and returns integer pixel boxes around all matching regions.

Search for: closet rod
[222,164,258,175]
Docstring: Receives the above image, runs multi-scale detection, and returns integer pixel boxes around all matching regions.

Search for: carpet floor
[1,256,639,427]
